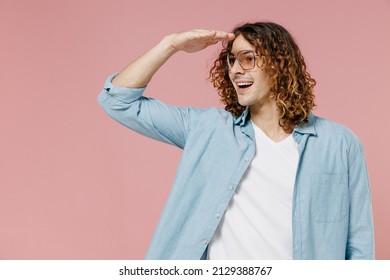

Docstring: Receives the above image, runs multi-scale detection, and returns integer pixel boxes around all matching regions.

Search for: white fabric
[208,122,299,259]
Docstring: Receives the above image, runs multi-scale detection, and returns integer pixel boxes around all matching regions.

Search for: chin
[237,97,254,107]
[237,101,249,107]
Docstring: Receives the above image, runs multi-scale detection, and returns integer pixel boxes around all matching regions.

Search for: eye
[227,54,236,66]
[241,52,255,62]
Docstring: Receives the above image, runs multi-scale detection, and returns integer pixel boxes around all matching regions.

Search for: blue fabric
[98,73,374,260]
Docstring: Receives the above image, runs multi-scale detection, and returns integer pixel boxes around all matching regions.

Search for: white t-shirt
[208,122,299,259]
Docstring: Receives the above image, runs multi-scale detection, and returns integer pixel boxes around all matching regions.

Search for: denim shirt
[98,74,374,260]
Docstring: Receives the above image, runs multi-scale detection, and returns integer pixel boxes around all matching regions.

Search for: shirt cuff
[103,72,147,103]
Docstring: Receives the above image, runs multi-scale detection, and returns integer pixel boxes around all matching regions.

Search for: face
[228,35,271,108]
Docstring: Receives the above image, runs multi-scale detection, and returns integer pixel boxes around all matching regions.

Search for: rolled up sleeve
[98,73,207,149]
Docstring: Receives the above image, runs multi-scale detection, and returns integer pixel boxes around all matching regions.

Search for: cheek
[228,73,234,84]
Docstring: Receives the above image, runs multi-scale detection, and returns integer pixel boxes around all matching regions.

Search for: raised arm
[99,29,234,148]
[112,29,235,88]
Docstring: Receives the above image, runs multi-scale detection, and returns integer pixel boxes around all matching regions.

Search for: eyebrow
[229,50,255,56]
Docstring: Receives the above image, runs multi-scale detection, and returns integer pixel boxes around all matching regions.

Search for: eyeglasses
[227,50,260,70]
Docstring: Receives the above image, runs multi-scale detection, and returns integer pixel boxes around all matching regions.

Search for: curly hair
[209,22,316,131]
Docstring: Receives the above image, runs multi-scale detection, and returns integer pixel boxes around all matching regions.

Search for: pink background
[0,0,389,259]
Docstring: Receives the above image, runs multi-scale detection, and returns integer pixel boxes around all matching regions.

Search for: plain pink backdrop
[0,0,389,259]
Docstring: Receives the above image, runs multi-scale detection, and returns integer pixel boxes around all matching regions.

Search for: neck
[249,102,291,142]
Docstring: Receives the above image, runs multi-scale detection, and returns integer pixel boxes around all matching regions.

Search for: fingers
[193,29,235,41]
[214,31,235,41]
[169,29,235,53]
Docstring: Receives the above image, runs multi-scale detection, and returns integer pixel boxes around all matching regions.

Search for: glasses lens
[238,51,256,70]
[227,51,256,70]
[227,53,235,69]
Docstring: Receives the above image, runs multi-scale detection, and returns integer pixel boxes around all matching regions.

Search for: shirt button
[216,213,221,219]
[201,239,208,245]
[245,158,250,162]
[228,185,235,190]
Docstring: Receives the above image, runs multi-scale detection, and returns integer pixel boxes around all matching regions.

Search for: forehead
[231,35,256,54]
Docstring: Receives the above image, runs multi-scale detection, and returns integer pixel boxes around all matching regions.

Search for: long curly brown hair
[209,22,316,131]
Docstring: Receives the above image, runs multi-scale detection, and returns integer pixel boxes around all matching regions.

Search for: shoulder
[193,107,234,121]
[312,114,364,151]
[181,107,236,132]
[314,115,357,137]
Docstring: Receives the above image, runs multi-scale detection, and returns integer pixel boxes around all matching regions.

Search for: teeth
[236,82,253,88]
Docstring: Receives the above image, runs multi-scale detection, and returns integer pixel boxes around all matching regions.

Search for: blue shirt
[98,73,374,260]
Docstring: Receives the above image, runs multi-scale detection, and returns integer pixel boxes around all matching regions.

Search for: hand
[168,29,235,53]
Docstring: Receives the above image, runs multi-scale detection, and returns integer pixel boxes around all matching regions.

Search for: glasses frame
[227,50,261,71]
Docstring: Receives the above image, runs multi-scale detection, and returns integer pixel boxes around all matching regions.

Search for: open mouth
[236,81,253,89]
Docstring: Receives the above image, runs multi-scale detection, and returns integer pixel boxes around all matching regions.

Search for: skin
[112,29,235,88]
[229,35,291,141]
[112,29,290,141]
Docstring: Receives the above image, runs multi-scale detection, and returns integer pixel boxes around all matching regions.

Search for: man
[98,22,374,259]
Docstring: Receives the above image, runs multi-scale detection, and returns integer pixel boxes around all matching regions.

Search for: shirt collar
[234,108,317,136]
[293,113,317,135]
[234,107,251,126]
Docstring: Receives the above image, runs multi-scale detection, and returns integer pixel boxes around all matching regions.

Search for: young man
[98,22,374,259]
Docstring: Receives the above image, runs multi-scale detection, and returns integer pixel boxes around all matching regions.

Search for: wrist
[160,34,179,56]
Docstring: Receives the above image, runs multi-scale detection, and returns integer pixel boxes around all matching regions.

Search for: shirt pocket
[310,174,348,223]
